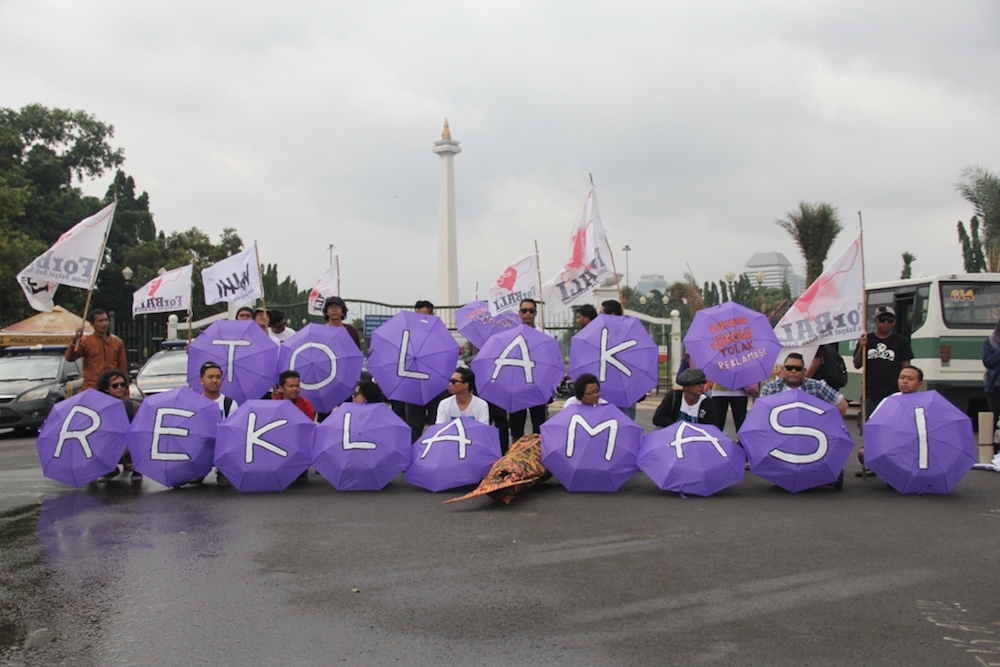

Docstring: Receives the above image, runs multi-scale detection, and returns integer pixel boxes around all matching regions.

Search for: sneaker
[854,468,877,478]
[98,466,121,482]
[130,469,143,483]
[830,471,844,490]
[216,471,232,488]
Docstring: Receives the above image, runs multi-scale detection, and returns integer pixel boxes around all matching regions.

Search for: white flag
[541,188,615,313]
[488,253,540,315]
[132,265,193,317]
[201,246,263,305]
[773,234,864,361]
[307,266,338,316]
[16,201,116,312]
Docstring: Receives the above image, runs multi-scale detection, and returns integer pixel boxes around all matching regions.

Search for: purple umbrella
[313,403,411,491]
[404,417,502,492]
[540,404,642,492]
[683,301,782,389]
[126,387,222,488]
[214,399,315,492]
[865,391,976,494]
[638,422,745,496]
[455,300,522,350]
[37,389,129,487]
[738,389,854,492]
[470,324,564,413]
[569,314,658,407]
[368,311,459,404]
[277,324,363,413]
[187,320,279,404]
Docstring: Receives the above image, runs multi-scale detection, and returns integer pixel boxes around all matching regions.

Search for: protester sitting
[273,370,314,483]
[652,368,718,427]
[185,361,239,488]
[352,380,387,404]
[760,353,848,416]
[563,373,608,406]
[96,369,142,483]
[436,367,490,424]
[856,365,924,478]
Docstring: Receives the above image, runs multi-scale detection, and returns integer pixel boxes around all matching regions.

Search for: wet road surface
[1,403,999,666]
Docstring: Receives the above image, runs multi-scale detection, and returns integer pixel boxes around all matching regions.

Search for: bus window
[913,284,929,332]
[940,281,1000,328]
[865,288,895,330]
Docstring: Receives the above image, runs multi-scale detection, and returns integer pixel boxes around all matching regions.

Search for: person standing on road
[323,296,361,349]
[982,318,1000,452]
[66,309,128,391]
[853,306,912,422]
[191,361,239,487]
[508,299,549,442]
[436,367,490,424]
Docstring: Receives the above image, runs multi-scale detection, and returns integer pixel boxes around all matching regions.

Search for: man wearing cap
[652,368,719,427]
[853,306,913,422]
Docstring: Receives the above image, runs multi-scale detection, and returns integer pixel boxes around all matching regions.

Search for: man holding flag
[66,309,128,391]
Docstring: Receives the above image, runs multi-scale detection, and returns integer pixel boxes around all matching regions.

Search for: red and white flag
[773,233,864,361]
[541,188,615,313]
[16,201,116,312]
[488,252,540,315]
[307,265,338,316]
[132,265,193,317]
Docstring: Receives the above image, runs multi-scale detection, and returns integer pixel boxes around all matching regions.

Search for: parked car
[0,346,83,431]
[130,341,190,400]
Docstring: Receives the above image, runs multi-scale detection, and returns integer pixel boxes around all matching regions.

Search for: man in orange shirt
[65,309,128,391]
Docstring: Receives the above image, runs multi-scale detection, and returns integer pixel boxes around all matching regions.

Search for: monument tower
[433,119,461,307]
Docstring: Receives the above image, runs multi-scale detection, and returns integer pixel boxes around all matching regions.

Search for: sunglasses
[876,316,896,323]
[109,382,127,389]
[520,308,536,314]
[448,378,466,384]
[784,365,805,372]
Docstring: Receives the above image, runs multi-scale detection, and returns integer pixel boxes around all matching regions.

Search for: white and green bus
[840,273,1000,418]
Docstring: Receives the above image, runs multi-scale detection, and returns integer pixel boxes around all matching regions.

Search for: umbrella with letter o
[865,391,976,494]
[187,320,279,404]
[540,403,642,492]
[405,418,502,492]
[278,323,363,413]
[313,402,411,491]
[638,422,745,497]
[37,389,129,487]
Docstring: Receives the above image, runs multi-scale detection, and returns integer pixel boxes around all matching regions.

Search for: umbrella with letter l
[313,402,411,491]
[37,389,129,487]
[540,403,642,492]
[368,311,459,404]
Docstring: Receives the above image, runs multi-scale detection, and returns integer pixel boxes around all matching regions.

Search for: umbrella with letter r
[37,389,129,487]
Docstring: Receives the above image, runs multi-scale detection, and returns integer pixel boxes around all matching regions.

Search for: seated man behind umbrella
[652,368,718,427]
[436,367,490,424]
[563,373,608,407]
[855,365,924,478]
[760,353,848,416]
[273,370,315,483]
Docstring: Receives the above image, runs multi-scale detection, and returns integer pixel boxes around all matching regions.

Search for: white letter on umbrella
[396,329,430,380]
[151,407,194,461]
[670,423,727,459]
[245,412,289,463]
[213,338,252,382]
[54,405,100,459]
[290,342,338,390]
[599,327,636,381]
[566,414,619,461]
[767,402,828,464]
[419,418,471,460]
[341,412,376,451]
[491,334,536,382]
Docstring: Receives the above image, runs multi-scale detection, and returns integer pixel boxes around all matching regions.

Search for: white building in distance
[743,252,806,297]
[635,274,669,295]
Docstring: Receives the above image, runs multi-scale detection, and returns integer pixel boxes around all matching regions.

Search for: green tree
[957,217,987,272]
[0,230,48,324]
[900,252,916,279]
[955,166,1000,271]
[261,263,309,306]
[775,202,843,285]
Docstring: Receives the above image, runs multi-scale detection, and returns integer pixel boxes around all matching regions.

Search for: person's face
[682,380,707,399]
[201,368,223,395]
[236,310,253,321]
[898,368,922,394]
[448,373,468,396]
[281,377,301,401]
[106,375,127,398]
[782,357,806,387]
[575,312,590,329]
[415,306,433,315]
[326,305,344,323]
[255,312,269,329]
[581,382,601,406]
[351,385,366,403]
[875,314,896,335]
[92,313,109,334]
[519,302,537,326]
[271,319,285,332]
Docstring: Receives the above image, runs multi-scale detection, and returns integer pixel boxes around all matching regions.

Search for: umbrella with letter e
[404,418,502,492]
[368,311,459,405]
[638,422,745,497]
[313,402,411,491]
[278,323,363,413]
[187,320,279,404]
[540,403,642,492]
[683,301,782,389]
[37,389,129,487]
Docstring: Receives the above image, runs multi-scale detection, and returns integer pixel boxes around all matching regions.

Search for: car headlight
[129,384,143,400]
[18,387,50,402]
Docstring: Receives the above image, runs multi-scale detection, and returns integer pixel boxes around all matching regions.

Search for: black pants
[509,404,547,442]
[712,395,748,433]
[988,393,1000,453]
[488,402,510,454]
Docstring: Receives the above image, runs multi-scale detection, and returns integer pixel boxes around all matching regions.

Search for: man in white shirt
[268,309,296,343]
[436,367,490,424]
[199,361,239,487]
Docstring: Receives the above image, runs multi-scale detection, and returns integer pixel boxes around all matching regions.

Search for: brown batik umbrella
[443,434,549,505]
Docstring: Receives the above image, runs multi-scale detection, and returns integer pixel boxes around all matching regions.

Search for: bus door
[893,288,916,341]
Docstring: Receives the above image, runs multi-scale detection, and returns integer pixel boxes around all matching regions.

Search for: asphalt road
[1,401,999,667]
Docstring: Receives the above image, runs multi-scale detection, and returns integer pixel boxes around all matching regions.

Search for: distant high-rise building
[635,274,668,295]
[743,252,806,297]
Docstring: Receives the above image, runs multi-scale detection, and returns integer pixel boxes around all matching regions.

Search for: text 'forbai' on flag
[201,245,264,306]
[131,265,193,317]
[16,201,117,312]
[541,188,616,314]
[773,233,864,363]
[488,252,541,316]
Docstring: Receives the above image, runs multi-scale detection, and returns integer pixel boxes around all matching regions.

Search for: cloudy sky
[3,1,999,307]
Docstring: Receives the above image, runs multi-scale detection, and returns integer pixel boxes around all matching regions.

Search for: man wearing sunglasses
[852,305,913,422]
[761,353,848,416]
[509,298,549,442]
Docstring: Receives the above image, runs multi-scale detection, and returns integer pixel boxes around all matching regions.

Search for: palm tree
[900,252,916,279]
[955,166,1000,271]
[775,202,842,285]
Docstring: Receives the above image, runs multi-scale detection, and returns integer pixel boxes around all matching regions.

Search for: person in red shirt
[272,370,314,483]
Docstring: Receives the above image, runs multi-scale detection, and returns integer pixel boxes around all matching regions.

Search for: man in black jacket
[652,368,719,428]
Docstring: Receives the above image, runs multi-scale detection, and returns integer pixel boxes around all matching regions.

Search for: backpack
[221,396,235,418]
[817,343,848,389]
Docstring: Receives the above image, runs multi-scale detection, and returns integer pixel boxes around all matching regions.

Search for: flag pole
[254,240,267,315]
[858,210,868,425]
[474,280,479,301]
[335,254,341,297]
[534,240,546,331]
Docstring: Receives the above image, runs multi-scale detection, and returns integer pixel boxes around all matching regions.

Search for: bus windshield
[939,281,1000,328]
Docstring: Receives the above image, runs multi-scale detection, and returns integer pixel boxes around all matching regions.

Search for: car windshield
[140,352,188,377]
[0,357,61,381]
